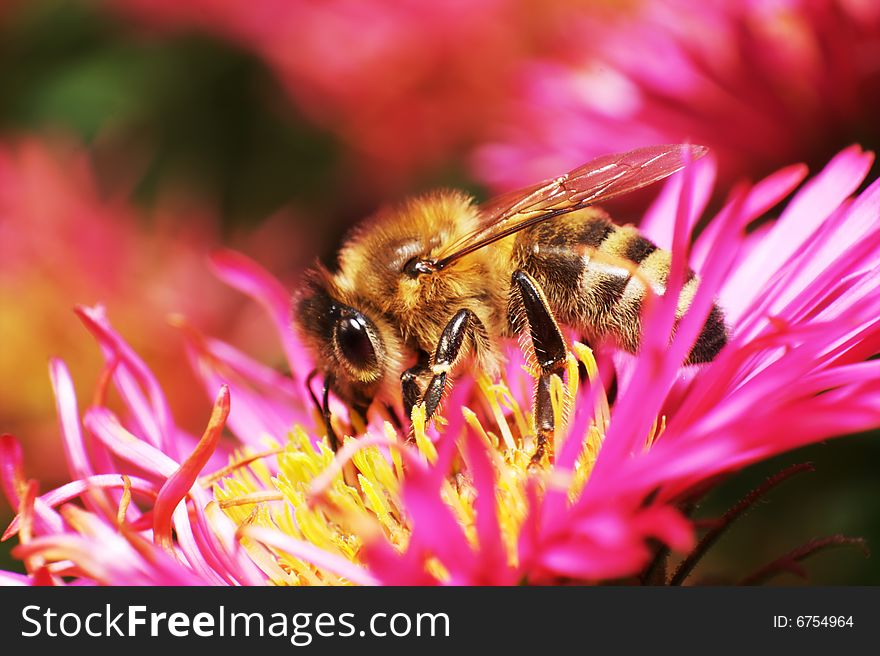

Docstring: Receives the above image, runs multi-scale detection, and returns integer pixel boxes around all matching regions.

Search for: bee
[295,145,727,458]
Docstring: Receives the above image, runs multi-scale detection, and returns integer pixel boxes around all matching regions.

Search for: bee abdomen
[511,210,727,364]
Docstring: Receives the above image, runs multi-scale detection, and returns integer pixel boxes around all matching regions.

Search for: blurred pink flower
[2,147,880,585]
[0,138,306,503]
[475,0,880,191]
[105,0,574,191]
[105,1,880,196]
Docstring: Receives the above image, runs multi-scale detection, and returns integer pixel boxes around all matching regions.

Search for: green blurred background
[0,0,878,584]
[2,1,344,247]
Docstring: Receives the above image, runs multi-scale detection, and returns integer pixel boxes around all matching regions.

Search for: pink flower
[104,1,880,196]
[0,138,299,501]
[106,0,547,189]
[364,146,880,584]
[474,0,880,191]
[2,147,879,585]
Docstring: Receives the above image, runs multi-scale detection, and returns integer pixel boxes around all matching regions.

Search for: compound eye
[334,316,377,372]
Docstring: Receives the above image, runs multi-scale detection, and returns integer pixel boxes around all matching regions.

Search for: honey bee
[295,145,727,458]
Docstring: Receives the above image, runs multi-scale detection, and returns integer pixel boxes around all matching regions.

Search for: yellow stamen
[411,404,438,464]
[490,383,530,438]
[117,475,132,526]
[549,372,566,458]
[573,341,611,429]
[218,491,285,508]
[199,447,285,487]
[214,343,666,584]
[384,422,406,482]
[477,373,517,451]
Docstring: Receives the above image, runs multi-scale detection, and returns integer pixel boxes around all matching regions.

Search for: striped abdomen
[510,208,727,364]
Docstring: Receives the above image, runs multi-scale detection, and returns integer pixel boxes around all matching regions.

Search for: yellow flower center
[214,343,660,585]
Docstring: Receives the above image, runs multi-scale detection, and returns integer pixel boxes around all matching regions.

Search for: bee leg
[321,374,341,452]
[401,351,431,422]
[511,270,567,466]
[423,309,480,421]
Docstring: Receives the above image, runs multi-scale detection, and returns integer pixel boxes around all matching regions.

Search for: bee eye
[334,316,377,371]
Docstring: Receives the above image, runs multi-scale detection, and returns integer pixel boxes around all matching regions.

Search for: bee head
[293,265,389,411]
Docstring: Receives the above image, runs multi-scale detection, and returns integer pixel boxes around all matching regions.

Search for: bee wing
[433,144,707,268]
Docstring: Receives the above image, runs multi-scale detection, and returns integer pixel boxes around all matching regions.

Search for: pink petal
[153,386,229,552]
[3,474,158,541]
[0,570,31,586]
[79,411,221,581]
[463,431,508,581]
[692,163,808,272]
[209,249,312,380]
[179,323,308,447]
[75,305,177,459]
[543,398,600,529]
[400,450,475,577]
[722,146,874,314]
[664,190,747,373]
[48,359,93,482]
[84,408,178,479]
[201,503,269,586]
[751,178,880,328]
[633,505,694,552]
[244,526,379,586]
[0,434,24,507]
[641,154,717,249]
[591,155,701,475]
[539,538,649,582]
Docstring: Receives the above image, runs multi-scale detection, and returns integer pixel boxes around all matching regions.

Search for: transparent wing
[433,144,707,269]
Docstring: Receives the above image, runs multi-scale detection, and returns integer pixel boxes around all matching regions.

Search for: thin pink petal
[543,398,600,529]
[84,408,177,479]
[48,358,93,482]
[75,305,177,459]
[663,190,747,373]
[362,538,440,586]
[722,146,874,313]
[692,163,808,271]
[209,249,312,380]
[592,154,700,474]
[401,456,475,576]
[3,474,158,540]
[202,503,268,586]
[641,154,717,248]
[0,570,31,586]
[153,386,229,552]
[463,431,509,582]
[0,434,24,507]
[179,324,308,446]
[633,506,694,552]
[244,526,379,586]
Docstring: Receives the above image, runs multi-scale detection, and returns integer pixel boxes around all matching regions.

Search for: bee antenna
[305,369,323,417]
[306,369,341,452]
